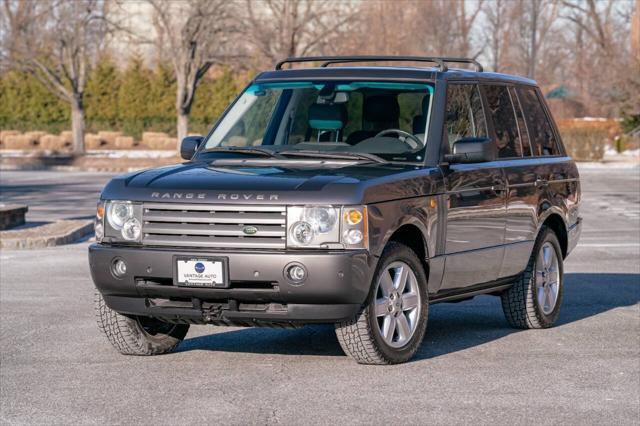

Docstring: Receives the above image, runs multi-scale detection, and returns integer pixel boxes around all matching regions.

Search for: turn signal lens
[344,209,363,225]
[96,203,105,219]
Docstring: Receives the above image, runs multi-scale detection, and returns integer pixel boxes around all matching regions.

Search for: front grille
[142,203,286,249]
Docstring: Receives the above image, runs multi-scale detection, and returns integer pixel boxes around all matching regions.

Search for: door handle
[490,183,506,194]
[535,178,549,188]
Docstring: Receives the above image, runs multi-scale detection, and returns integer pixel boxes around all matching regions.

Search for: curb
[0,220,94,250]
[0,164,141,173]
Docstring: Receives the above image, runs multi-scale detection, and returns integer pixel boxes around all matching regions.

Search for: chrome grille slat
[143,235,285,249]
[142,203,286,249]
[144,211,286,225]
[144,223,285,237]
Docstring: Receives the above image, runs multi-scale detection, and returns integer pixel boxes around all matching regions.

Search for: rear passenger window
[517,87,559,156]
[443,84,487,150]
[509,87,532,156]
[483,85,522,158]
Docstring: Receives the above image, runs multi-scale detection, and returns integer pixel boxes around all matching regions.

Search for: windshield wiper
[278,150,388,164]
[203,146,282,158]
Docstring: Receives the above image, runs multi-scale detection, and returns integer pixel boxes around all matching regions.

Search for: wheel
[501,226,564,329]
[335,242,428,364]
[95,292,189,355]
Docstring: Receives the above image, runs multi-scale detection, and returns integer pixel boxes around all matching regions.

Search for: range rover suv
[90,56,582,364]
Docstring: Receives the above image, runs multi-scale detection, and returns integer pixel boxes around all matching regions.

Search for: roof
[255,66,537,86]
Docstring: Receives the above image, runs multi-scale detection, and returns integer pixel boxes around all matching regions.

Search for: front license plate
[175,257,228,288]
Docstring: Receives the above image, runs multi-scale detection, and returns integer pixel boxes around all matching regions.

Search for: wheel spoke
[375,298,389,317]
[402,292,419,310]
[396,314,411,341]
[379,272,394,297]
[382,315,396,343]
[545,287,554,310]
[394,265,409,293]
[537,287,546,308]
[543,245,552,269]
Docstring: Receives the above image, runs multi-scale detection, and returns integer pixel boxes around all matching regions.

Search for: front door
[439,83,507,290]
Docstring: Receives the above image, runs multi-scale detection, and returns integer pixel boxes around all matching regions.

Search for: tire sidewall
[531,229,564,327]
[366,243,429,363]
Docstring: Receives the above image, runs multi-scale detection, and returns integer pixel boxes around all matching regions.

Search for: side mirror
[444,137,496,164]
[180,136,204,160]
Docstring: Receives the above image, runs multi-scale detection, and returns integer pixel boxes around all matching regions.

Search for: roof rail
[274,56,483,72]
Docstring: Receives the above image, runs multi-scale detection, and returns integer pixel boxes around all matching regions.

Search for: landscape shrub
[0,56,246,140]
[559,127,608,161]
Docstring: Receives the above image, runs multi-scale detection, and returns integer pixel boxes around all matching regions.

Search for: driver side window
[443,84,487,150]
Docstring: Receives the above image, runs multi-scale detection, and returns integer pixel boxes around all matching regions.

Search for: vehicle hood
[101,160,441,205]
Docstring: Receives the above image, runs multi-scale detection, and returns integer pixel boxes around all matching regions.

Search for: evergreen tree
[0,71,68,132]
[148,62,176,134]
[85,55,121,131]
[118,55,152,138]
[191,67,241,134]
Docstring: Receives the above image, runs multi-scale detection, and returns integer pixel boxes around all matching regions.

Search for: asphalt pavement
[1,166,639,425]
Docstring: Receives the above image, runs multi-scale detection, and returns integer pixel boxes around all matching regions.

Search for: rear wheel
[335,242,428,364]
[95,292,189,355]
[501,226,564,329]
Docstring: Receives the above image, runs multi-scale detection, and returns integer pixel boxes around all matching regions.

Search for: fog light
[286,263,307,283]
[112,259,127,278]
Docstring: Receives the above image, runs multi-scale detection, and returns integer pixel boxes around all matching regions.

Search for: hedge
[0,56,247,139]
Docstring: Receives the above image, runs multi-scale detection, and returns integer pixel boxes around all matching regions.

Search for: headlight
[304,206,337,234]
[106,202,133,230]
[102,201,143,243]
[287,205,367,249]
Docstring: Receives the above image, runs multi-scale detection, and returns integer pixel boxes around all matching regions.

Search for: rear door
[440,83,507,290]
[497,86,575,278]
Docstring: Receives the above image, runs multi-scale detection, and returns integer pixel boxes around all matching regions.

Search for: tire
[501,226,564,329]
[335,242,428,365]
[95,292,189,355]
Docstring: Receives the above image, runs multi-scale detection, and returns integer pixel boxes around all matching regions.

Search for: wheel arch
[384,222,430,277]
[539,212,568,258]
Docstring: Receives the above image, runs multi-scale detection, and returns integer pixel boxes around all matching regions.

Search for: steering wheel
[374,129,423,149]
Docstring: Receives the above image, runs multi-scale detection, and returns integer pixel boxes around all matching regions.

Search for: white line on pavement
[577,243,640,248]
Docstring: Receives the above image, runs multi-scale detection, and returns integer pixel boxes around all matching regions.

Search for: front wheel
[95,292,189,355]
[335,242,428,365]
[501,226,564,329]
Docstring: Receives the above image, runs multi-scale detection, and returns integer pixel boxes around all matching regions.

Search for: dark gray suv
[90,56,582,364]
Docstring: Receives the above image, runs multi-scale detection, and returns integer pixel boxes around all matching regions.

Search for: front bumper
[89,244,375,325]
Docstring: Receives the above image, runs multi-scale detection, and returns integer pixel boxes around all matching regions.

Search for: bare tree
[483,0,513,72]
[244,0,358,66]
[147,0,237,143]
[562,0,617,55]
[513,0,560,79]
[1,0,109,153]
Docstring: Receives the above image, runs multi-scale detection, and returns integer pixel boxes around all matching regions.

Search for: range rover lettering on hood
[150,192,279,201]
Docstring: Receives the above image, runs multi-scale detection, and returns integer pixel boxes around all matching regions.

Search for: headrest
[308,103,347,130]
[364,95,400,123]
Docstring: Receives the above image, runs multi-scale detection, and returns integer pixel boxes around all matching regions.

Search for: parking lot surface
[1,166,639,424]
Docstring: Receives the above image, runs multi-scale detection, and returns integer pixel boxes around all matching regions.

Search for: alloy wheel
[536,242,560,315]
[374,261,421,348]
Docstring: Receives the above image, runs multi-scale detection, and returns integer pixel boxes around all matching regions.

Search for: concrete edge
[0,220,94,250]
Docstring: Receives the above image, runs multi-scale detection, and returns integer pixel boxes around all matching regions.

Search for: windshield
[201,81,434,163]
